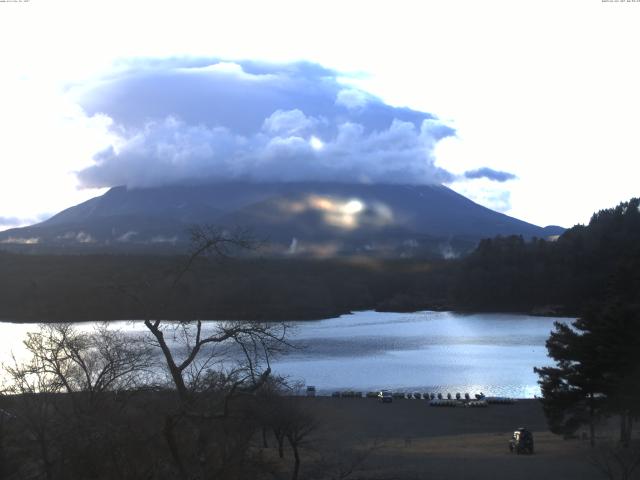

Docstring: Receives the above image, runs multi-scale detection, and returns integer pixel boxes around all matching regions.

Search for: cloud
[336,89,372,110]
[75,59,456,188]
[0,213,51,231]
[463,167,517,182]
[116,231,138,242]
[0,216,23,227]
[0,237,40,244]
[56,231,96,243]
[473,189,513,213]
[262,109,319,136]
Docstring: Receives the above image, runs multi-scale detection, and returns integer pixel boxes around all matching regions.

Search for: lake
[0,311,572,398]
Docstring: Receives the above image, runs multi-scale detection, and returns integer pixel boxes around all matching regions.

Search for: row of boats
[326,390,517,404]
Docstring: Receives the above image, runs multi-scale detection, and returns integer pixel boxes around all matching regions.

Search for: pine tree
[536,302,640,446]
[535,319,607,446]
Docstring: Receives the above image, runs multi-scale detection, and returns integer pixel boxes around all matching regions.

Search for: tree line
[0,252,452,323]
[451,198,640,313]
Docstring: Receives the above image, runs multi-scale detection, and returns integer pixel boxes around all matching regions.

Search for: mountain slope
[0,182,564,256]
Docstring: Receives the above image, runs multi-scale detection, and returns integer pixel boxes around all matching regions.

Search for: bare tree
[3,353,59,480]
[285,405,318,480]
[2,323,153,480]
[121,226,287,401]
[119,225,293,479]
[590,442,640,480]
[11,323,152,409]
[256,378,294,459]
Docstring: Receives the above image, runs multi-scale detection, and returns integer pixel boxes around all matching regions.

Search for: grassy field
[272,398,622,480]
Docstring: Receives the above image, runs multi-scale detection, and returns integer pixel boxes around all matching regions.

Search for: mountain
[0,182,564,256]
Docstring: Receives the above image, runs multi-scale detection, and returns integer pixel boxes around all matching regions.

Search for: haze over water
[0,311,572,398]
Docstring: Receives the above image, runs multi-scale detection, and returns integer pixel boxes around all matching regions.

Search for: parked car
[378,390,393,403]
[306,386,316,397]
[509,428,534,454]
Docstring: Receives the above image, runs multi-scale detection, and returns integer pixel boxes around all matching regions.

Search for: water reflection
[0,311,572,398]
[277,311,571,397]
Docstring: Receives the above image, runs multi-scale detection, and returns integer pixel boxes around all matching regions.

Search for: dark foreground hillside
[304,397,614,480]
[1,393,621,480]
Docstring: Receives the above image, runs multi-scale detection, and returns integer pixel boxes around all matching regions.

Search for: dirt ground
[282,398,620,480]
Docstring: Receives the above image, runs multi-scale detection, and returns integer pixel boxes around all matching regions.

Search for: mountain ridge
[0,182,564,256]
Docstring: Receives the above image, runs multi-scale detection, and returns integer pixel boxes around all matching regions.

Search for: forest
[1,198,638,322]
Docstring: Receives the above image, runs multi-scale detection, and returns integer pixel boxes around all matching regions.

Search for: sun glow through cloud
[302,196,391,230]
[342,200,364,215]
[306,196,367,229]
[310,136,324,151]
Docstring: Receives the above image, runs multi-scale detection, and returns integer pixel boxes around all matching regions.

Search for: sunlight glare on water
[274,311,572,398]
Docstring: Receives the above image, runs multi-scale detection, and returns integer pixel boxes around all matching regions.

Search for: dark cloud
[75,59,456,188]
[463,167,517,182]
[78,59,433,136]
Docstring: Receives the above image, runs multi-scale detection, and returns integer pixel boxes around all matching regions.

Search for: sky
[0,0,639,231]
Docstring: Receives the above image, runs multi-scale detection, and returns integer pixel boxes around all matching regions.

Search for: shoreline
[0,307,577,325]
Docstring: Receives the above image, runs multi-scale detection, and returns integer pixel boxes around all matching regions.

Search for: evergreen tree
[535,319,607,446]
[583,302,640,446]
[536,301,640,446]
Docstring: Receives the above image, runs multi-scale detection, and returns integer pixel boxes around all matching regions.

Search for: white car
[378,390,393,403]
